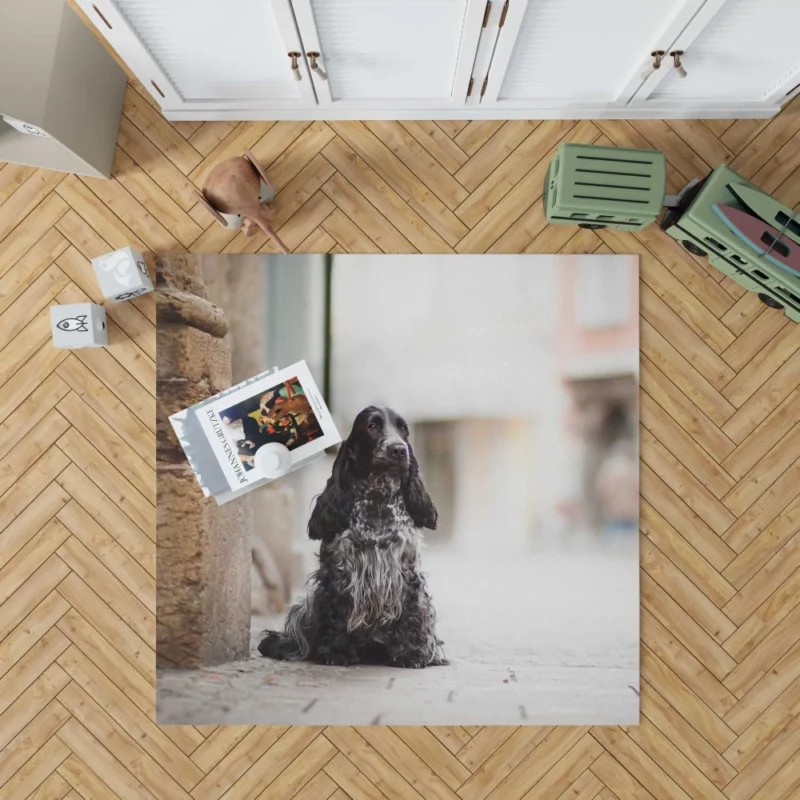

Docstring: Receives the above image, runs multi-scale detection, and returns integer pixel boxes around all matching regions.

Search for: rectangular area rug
[155,253,640,726]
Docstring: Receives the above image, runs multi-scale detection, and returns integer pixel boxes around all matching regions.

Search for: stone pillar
[200,255,292,613]
[156,254,253,669]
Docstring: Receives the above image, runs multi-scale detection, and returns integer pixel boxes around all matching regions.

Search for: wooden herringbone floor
[2,73,800,798]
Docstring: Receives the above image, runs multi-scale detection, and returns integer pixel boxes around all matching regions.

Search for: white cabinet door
[479,0,707,110]
[631,0,800,110]
[288,0,486,108]
[76,0,316,111]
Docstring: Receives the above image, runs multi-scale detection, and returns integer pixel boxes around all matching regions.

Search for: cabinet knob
[288,52,302,81]
[670,50,687,79]
[307,52,327,81]
[640,51,665,81]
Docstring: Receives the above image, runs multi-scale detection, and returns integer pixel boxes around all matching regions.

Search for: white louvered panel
[498,0,679,101]
[309,0,468,100]
[113,0,296,101]
[651,0,800,101]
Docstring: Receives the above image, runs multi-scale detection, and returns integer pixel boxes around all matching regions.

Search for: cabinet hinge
[467,77,474,97]
[480,77,488,97]
[482,0,492,27]
[499,0,509,27]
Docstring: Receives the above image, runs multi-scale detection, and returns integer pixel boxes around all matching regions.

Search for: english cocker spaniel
[258,406,448,669]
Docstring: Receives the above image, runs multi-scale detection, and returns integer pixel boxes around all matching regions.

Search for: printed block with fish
[91,246,154,302]
[50,303,108,349]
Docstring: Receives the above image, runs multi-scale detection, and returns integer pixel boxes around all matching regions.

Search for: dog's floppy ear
[403,445,438,530]
[308,437,356,542]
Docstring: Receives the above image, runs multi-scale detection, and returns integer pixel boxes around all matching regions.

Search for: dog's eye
[367,422,377,431]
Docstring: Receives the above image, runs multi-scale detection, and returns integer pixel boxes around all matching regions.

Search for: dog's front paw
[317,652,354,667]
[389,655,427,669]
[428,655,450,667]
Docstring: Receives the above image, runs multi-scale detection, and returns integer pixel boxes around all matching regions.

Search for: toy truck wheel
[578,223,606,230]
[758,293,784,310]
[682,240,707,257]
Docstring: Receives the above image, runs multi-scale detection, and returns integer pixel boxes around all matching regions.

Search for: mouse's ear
[196,190,228,227]
[243,149,274,191]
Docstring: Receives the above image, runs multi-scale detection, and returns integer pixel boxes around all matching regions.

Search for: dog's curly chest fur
[332,481,421,632]
[258,405,447,668]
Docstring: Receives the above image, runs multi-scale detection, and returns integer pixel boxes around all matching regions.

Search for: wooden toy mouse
[197,149,289,253]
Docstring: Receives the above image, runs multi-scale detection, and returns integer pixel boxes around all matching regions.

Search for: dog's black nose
[389,443,407,460]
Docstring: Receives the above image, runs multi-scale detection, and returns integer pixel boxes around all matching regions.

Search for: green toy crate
[543,143,667,231]
[660,164,800,323]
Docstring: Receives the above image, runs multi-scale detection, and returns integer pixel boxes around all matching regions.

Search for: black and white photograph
[156,253,640,726]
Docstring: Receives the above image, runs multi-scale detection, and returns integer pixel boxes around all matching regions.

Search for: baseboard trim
[162,105,781,122]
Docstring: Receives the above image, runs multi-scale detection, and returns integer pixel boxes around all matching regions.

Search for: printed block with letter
[92,246,154,302]
[50,303,108,348]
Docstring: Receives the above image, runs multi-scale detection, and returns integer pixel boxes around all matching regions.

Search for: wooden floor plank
[454,119,577,230]
[0,228,68,317]
[57,753,121,800]
[188,726,289,800]
[0,446,70,536]
[639,357,735,464]
[0,555,70,643]
[56,716,159,800]
[641,608,737,717]
[637,679,737,790]
[56,571,155,683]
[642,575,737,684]
[640,501,735,609]
[0,163,37,207]
[56,392,154,501]
[364,121,469,210]
[400,121,469,175]
[0,170,66,243]
[57,501,155,610]
[641,535,735,644]
[330,121,468,246]
[57,681,194,800]
[322,137,451,253]
[0,592,70,683]
[0,193,69,276]
[122,85,202,176]
[56,535,154,643]
[55,427,155,537]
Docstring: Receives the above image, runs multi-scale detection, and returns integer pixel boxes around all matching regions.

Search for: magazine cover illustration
[173,360,340,499]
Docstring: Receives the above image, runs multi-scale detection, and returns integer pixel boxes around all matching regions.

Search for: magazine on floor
[169,360,340,504]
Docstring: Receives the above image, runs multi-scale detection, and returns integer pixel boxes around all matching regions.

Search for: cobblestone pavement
[157,540,639,725]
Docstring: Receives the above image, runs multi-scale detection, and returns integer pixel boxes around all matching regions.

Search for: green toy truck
[543,142,800,323]
[659,165,800,323]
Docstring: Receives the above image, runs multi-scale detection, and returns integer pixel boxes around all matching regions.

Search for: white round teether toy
[254,442,292,479]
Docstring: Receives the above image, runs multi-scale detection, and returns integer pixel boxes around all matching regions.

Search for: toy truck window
[704,236,727,251]
[760,233,790,259]
[776,212,800,239]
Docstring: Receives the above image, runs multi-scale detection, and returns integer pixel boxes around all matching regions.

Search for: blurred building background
[554,256,640,540]
[198,254,639,676]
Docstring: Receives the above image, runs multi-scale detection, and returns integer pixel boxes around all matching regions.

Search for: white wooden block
[50,303,108,348]
[91,246,154,302]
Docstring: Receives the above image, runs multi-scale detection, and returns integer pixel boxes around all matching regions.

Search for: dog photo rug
[155,253,640,726]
